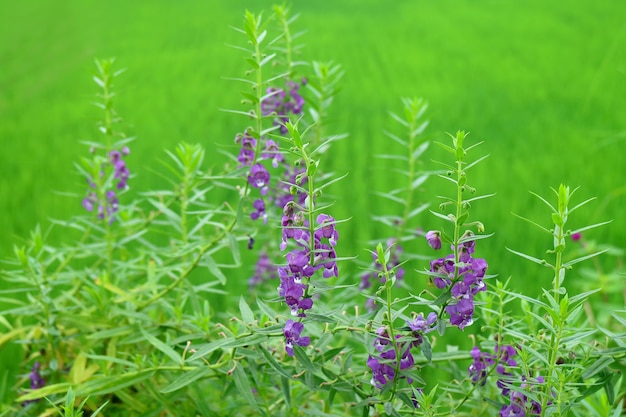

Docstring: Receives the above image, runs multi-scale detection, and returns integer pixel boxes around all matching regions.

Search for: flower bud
[425,230,442,250]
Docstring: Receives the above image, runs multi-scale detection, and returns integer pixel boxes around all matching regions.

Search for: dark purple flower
[29,362,45,389]
[283,319,310,356]
[425,230,442,250]
[571,232,582,241]
[261,139,284,168]
[407,312,437,347]
[368,327,417,388]
[468,345,495,385]
[278,265,313,316]
[249,250,277,288]
[23,361,45,405]
[261,87,286,116]
[430,255,455,288]
[250,198,267,223]
[260,80,306,134]
[235,131,257,167]
[82,193,96,211]
[367,355,395,388]
[109,149,130,189]
[315,214,339,247]
[445,297,475,330]
[247,163,270,195]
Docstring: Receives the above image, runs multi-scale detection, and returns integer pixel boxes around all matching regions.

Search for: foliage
[1,4,626,417]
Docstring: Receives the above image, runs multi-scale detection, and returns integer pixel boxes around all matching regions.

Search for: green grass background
[1,0,626,293]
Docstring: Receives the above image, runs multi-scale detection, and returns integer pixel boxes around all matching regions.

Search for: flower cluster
[82,147,130,222]
[427,231,488,330]
[109,147,130,189]
[261,79,306,134]
[278,202,339,355]
[234,131,285,221]
[469,344,545,416]
[367,313,436,389]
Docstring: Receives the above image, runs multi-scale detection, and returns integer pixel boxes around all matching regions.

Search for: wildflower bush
[1,5,626,417]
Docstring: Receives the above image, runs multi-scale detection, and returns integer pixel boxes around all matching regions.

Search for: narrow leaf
[160,366,212,393]
[239,296,255,324]
[205,255,227,285]
[232,363,260,412]
[141,328,182,365]
[506,247,550,267]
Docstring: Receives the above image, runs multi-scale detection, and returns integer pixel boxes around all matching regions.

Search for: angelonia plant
[1,5,626,417]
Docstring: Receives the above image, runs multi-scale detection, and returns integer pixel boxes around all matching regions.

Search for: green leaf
[506,247,550,267]
[307,160,318,177]
[281,376,292,408]
[188,333,268,361]
[511,212,551,234]
[140,328,182,365]
[456,211,469,226]
[188,338,234,361]
[205,255,227,285]
[258,345,293,379]
[232,362,261,413]
[429,209,455,223]
[293,344,317,375]
[160,366,213,393]
[246,58,260,70]
[421,336,432,362]
[239,296,255,324]
[529,190,557,212]
[562,249,610,268]
[227,233,241,265]
[256,298,278,319]
[76,370,154,397]
[582,356,615,380]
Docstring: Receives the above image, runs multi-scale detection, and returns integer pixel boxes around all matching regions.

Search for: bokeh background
[2,0,626,296]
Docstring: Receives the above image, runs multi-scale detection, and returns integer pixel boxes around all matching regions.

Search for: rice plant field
[2,1,625,282]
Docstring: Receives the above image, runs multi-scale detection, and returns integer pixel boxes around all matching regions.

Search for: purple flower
[407,312,437,347]
[367,355,395,388]
[109,148,130,189]
[425,230,442,250]
[82,193,96,211]
[368,327,416,388]
[468,345,495,385]
[249,250,277,288]
[260,80,306,134]
[278,265,313,316]
[283,319,310,356]
[430,255,455,288]
[250,198,267,223]
[315,214,339,247]
[29,362,45,389]
[445,297,475,330]
[261,87,286,116]
[235,131,257,167]
[261,139,284,168]
[247,163,270,195]
[82,146,129,222]
[571,232,582,241]
[23,362,45,405]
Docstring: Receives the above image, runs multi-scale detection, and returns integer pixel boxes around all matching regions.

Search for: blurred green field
[1,0,626,294]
